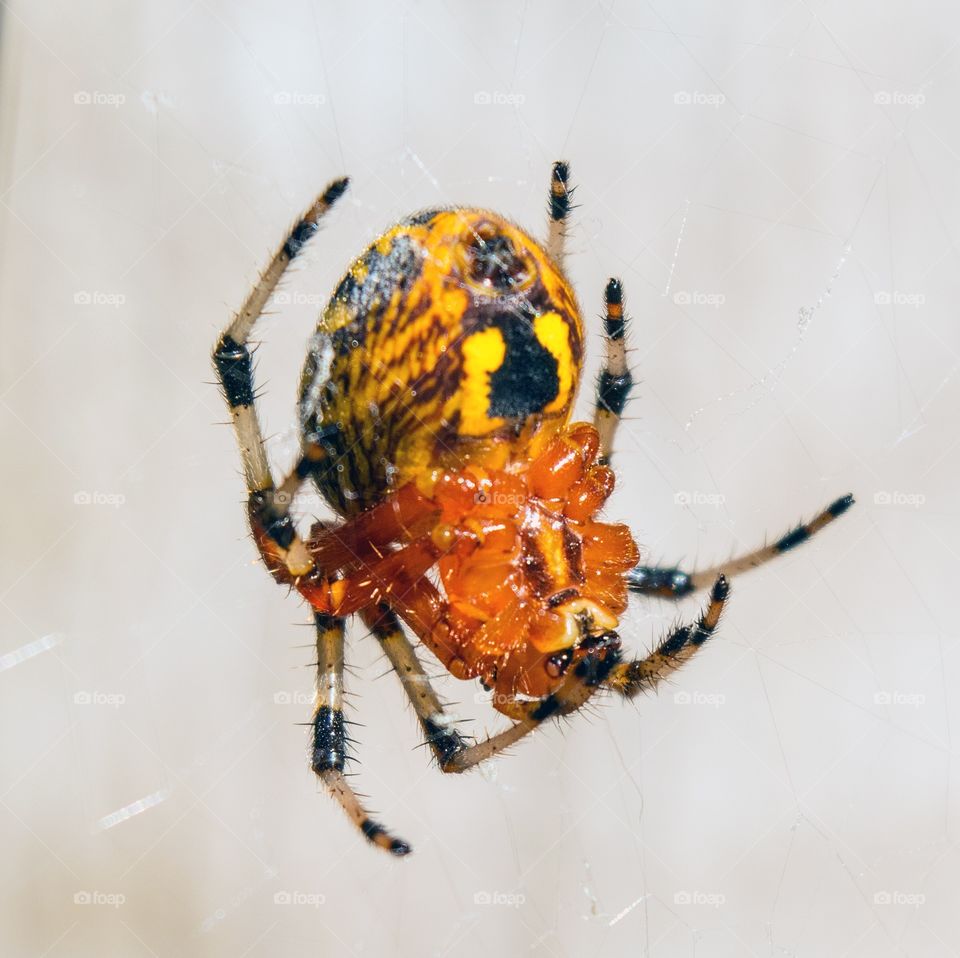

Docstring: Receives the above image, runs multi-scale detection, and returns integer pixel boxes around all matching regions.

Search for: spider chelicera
[213,163,853,856]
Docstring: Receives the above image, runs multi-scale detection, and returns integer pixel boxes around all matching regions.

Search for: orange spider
[213,163,853,855]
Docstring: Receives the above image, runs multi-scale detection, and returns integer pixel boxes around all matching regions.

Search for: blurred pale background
[2,2,959,956]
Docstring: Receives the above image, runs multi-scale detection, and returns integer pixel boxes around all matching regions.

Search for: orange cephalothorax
[256,423,639,714]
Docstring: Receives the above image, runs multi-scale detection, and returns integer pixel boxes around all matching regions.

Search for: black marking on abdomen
[487,315,559,419]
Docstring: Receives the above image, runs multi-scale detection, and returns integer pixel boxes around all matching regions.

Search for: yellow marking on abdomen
[533,312,575,414]
[459,327,506,435]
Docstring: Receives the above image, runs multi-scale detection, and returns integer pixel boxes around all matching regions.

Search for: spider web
[0,2,958,957]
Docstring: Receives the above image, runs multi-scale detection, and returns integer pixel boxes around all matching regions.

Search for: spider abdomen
[298,209,583,515]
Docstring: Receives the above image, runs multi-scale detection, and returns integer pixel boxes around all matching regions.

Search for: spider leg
[593,277,633,464]
[438,639,622,774]
[212,177,349,576]
[546,160,573,267]
[606,575,729,696]
[310,612,411,857]
[627,494,855,599]
[360,605,471,768]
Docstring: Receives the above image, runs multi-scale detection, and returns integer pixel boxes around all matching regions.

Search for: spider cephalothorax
[214,163,854,856]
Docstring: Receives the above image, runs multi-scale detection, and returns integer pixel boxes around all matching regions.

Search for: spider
[213,162,853,856]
